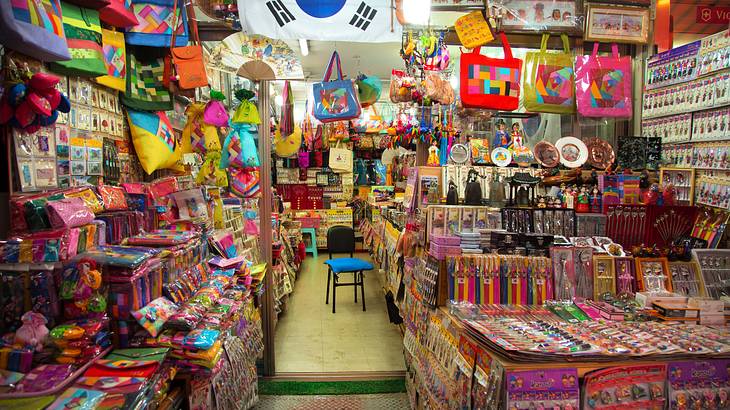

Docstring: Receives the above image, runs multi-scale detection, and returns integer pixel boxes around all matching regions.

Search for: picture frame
[585,4,650,44]
[495,0,583,34]
[315,171,329,186]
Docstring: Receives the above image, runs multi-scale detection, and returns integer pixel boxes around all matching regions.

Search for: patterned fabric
[534,65,574,106]
[589,68,626,108]
[466,65,519,97]
[48,2,106,76]
[122,52,172,111]
[11,0,64,36]
[129,3,184,35]
[104,43,125,77]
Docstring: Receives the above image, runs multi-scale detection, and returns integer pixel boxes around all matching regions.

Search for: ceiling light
[450,76,458,89]
[274,95,283,106]
[299,39,309,57]
[402,0,431,25]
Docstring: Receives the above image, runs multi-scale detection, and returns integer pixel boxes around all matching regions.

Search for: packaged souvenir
[132,297,178,337]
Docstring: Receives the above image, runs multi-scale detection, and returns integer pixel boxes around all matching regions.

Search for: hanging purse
[220,123,260,169]
[95,28,127,91]
[0,0,70,62]
[523,34,575,114]
[329,141,353,173]
[125,0,188,47]
[312,51,361,123]
[48,2,106,77]
[126,109,177,174]
[575,43,632,118]
[460,32,522,111]
[167,0,207,90]
[121,49,173,111]
[99,0,138,27]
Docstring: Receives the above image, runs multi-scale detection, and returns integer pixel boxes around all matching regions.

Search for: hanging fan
[213,33,304,80]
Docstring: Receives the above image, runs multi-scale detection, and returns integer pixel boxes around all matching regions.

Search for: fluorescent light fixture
[299,39,309,56]
[274,95,284,106]
[450,76,458,90]
[402,0,431,25]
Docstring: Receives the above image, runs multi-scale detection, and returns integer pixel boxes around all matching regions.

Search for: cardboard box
[635,292,687,308]
[653,302,700,318]
[688,297,725,314]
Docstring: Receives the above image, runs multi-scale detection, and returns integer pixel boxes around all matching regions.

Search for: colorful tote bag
[125,0,188,47]
[460,32,522,111]
[183,102,219,155]
[99,0,138,27]
[126,109,176,174]
[95,28,126,91]
[0,0,70,62]
[121,50,173,111]
[575,43,632,118]
[523,34,575,114]
[48,2,106,76]
[312,51,361,123]
[220,123,260,170]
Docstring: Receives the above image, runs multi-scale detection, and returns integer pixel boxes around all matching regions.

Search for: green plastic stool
[301,228,318,258]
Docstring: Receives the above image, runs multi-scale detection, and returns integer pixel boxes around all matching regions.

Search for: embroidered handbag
[48,2,106,77]
[312,51,361,123]
[99,0,138,27]
[95,28,126,91]
[575,43,632,118]
[460,32,522,111]
[121,50,173,111]
[523,34,575,114]
[0,0,70,62]
[167,0,206,89]
[125,0,187,47]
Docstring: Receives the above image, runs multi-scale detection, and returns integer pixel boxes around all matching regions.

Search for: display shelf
[659,167,695,205]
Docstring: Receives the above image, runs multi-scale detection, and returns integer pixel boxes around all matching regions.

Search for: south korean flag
[237,0,402,43]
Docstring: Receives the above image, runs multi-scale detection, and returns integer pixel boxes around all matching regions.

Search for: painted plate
[555,137,588,168]
[533,140,560,168]
[449,143,470,164]
[585,137,616,169]
[491,148,512,167]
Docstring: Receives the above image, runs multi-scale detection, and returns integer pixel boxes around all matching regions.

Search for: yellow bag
[274,125,302,158]
[127,109,177,175]
[183,102,220,155]
[96,29,127,92]
[232,100,260,124]
[455,11,494,49]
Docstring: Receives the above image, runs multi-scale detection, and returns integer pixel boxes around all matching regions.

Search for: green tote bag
[49,2,106,77]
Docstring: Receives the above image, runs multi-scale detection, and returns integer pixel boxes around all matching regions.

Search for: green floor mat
[258,379,406,395]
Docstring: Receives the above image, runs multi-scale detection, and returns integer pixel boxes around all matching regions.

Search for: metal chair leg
[332,273,337,314]
[354,271,358,303]
[325,269,331,304]
[360,271,366,311]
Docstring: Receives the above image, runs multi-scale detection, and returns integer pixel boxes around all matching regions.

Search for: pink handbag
[575,43,632,118]
[46,197,95,228]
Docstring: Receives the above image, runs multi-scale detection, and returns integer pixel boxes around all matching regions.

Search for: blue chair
[324,225,373,313]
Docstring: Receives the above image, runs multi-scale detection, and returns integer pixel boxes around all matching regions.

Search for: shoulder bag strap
[170,0,179,49]
[322,51,344,82]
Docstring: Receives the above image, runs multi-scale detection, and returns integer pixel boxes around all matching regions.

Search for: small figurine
[427,141,440,166]
[511,122,526,151]
[537,197,547,208]
[590,187,602,213]
[576,186,590,213]
[493,119,510,149]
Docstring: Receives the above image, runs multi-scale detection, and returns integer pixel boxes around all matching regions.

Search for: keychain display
[506,368,579,410]
[668,360,730,410]
[583,364,666,410]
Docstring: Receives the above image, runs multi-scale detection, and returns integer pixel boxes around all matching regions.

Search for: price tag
[511,278,519,285]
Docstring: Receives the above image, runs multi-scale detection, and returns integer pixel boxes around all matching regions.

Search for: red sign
[696,6,730,24]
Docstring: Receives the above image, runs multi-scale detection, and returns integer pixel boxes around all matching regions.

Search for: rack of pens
[446,254,553,305]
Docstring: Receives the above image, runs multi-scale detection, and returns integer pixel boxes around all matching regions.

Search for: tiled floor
[255,393,410,409]
[275,254,405,373]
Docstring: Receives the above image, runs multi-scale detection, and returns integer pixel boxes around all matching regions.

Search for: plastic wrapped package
[46,197,95,229]
[108,259,164,321]
[132,297,179,337]
[389,69,417,103]
[98,185,128,211]
[575,43,632,118]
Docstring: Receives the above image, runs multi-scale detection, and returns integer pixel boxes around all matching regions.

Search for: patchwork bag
[126,108,176,174]
[460,32,522,111]
[312,51,361,123]
[48,2,106,77]
[121,50,173,111]
[229,168,260,198]
[183,102,215,155]
[99,0,138,27]
[523,34,575,114]
[95,28,126,91]
[575,43,632,118]
[125,0,188,47]
[0,0,70,62]
[220,123,260,169]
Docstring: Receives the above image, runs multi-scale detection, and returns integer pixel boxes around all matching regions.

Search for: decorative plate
[533,140,560,168]
[449,143,470,164]
[555,137,588,168]
[585,137,616,169]
[491,148,512,167]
